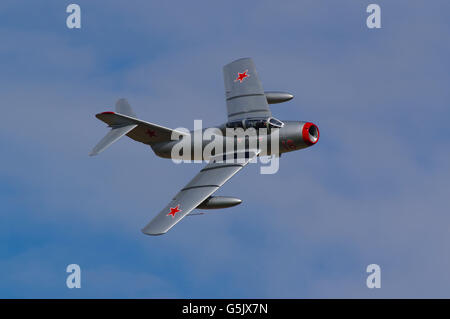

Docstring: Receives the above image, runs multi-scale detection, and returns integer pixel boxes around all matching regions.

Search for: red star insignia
[146,129,157,138]
[167,205,181,218]
[234,70,249,83]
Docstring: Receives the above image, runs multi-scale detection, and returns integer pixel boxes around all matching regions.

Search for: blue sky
[1,0,450,298]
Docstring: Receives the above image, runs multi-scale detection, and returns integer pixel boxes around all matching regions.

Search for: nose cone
[302,122,319,145]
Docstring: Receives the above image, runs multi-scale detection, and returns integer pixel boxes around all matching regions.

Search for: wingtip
[96,111,115,116]
[224,57,253,68]
[141,228,166,236]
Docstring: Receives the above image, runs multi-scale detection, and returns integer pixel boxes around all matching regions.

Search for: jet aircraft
[90,58,319,235]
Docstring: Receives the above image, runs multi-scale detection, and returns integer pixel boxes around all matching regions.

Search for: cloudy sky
[1,0,449,298]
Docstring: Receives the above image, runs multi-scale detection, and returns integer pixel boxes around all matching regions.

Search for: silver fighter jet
[90,58,319,235]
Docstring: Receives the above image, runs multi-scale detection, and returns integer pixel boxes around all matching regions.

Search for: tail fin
[90,98,188,156]
[115,98,136,118]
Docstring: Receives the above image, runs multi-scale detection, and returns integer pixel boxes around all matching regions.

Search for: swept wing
[142,150,259,235]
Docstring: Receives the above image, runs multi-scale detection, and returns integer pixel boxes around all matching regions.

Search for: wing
[223,58,272,121]
[141,150,260,235]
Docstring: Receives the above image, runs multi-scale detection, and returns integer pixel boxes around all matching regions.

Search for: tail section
[90,99,188,156]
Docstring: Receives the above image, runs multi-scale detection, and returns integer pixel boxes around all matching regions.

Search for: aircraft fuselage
[151,120,319,160]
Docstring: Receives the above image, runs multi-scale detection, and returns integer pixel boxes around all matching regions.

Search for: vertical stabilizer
[115,98,136,118]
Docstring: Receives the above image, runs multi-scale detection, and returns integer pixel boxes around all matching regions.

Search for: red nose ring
[302,122,319,146]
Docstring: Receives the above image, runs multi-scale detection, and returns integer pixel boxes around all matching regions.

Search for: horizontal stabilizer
[89,124,137,156]
[95,111,188,146]
[91,98,190,156]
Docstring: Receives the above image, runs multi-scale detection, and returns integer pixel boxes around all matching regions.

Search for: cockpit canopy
[226,117,284,130]
[268,117,284,128]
